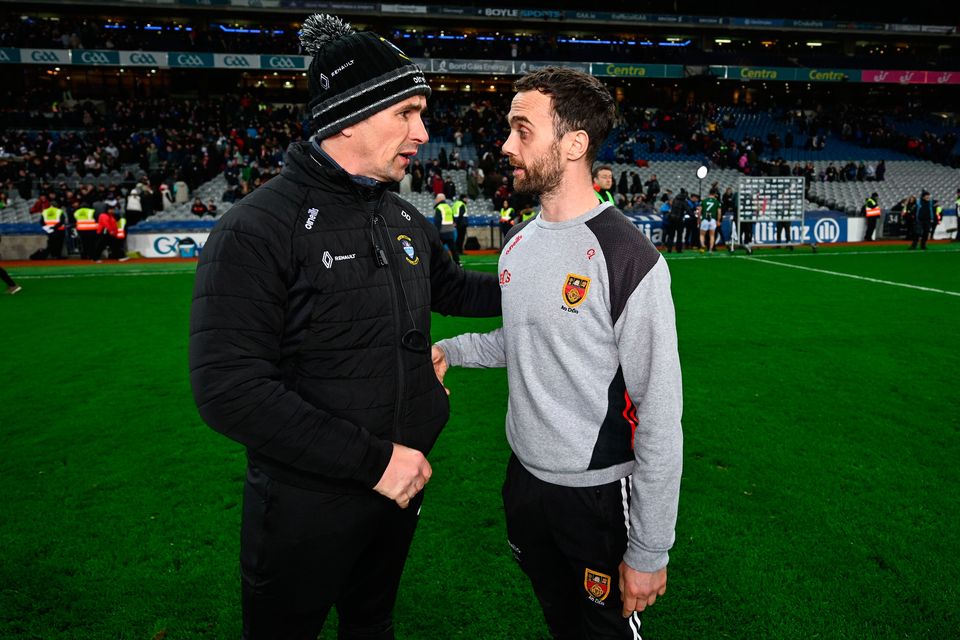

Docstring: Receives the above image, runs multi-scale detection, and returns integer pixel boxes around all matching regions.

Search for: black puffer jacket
[189,142,500,493]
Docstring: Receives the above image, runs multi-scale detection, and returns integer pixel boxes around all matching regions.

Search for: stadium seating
[806,161,958,213]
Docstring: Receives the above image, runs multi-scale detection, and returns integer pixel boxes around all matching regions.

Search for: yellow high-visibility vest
[435,202,455,225]
[42,206,64,226]
[74,207,98,231]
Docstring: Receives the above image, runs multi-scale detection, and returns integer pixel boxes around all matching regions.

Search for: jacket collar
[283,141,389,200]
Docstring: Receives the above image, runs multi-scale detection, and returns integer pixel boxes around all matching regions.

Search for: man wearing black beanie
[189,14,501,640]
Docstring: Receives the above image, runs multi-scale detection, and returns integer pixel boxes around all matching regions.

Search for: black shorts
[502,455,644,640]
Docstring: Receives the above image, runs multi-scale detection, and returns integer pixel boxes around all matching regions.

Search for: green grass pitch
[1,244,958,639]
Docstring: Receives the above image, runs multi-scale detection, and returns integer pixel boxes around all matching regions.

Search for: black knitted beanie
[300,14,431,139]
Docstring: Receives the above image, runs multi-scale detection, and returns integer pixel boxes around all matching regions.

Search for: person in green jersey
[699,189,721,253]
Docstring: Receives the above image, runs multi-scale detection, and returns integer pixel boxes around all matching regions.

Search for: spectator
[191,197,208,217]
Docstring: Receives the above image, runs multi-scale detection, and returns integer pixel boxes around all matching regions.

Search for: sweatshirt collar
[535,201,612,230]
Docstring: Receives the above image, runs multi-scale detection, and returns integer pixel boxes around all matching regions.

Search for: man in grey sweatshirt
[433,68,683,640]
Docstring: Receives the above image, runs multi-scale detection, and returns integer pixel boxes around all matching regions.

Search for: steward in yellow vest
[41,203,66,259]
[73,206,99,258]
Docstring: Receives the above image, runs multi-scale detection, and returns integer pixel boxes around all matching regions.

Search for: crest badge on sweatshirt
[584,568,611,603]
[397,234,419,265]
[563,274,591,307]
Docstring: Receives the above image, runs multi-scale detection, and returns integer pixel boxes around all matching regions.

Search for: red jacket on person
[97,212,119,237]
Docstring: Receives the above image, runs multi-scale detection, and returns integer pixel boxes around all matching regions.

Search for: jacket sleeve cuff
[354,437,395,488]
[623,546,669,574]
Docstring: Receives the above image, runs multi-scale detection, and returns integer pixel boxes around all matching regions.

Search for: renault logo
[130,53,158,64]
[224,55,250,67]
[31,50,60,62]
[176,54,205,67]
[268,56,298,69]
[319,73,330,90]
[80,51,112,64]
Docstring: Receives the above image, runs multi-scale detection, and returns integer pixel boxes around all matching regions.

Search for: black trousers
[864,216,878,241]
[502,455,644,640]
[500,221,513,242]
[683,219,698,248]
[78,230,98,259]
[46,229,64,258]
[455,223,467,254]
[740,221,754,245]
[911,221,931,250]
[776,221,791,244]
[240,465,423,640]
[0,267,15,287]
[92,234,123,261]
[663,218,682,253]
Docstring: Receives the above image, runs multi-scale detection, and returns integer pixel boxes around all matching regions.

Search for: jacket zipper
[371,210,406,443]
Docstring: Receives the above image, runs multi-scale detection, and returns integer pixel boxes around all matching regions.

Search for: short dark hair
[592,165,613,179]
[514,67,618,164]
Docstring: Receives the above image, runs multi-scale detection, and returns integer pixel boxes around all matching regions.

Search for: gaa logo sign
[223,55,250,67]
[81,51,110,64]
[31,50,60,62]
[813,218,840,243]
[130,53,158,65]
[267,56,300,69]
[176,54,206,67]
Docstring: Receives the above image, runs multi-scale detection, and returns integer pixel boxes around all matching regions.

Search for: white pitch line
[470,247,960,266]
[12,270,193,280]
[743,247,960,258]
[742,256,960,297]
[469,253,710,266]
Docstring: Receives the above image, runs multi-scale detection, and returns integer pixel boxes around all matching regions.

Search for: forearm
[435,327,506,369]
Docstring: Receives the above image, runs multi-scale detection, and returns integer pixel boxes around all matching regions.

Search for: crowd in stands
[0,92,299,223]
[2,89,957,229]
[811,106,958,165]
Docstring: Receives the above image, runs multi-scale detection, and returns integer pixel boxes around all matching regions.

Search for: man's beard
[513,143,563,197]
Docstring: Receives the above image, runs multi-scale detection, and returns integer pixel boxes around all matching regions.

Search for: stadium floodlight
[696,165,708,201]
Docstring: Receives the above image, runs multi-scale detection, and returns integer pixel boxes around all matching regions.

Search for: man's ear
[337,126,355,139]
[564,130,590,162]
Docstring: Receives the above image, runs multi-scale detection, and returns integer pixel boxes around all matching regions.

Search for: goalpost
[732,176,816,253]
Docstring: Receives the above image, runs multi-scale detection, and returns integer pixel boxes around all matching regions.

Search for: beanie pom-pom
[300,14,355,55]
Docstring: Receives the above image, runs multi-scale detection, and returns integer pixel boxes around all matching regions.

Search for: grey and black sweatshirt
[437,202,683,572]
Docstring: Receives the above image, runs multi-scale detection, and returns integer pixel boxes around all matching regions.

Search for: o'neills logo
[304,207,319,229]
[505,234,523,255]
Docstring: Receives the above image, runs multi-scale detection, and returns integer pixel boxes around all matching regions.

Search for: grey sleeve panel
[435,328,506,369]
[616,258,684,573]
[585,207,662,325]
